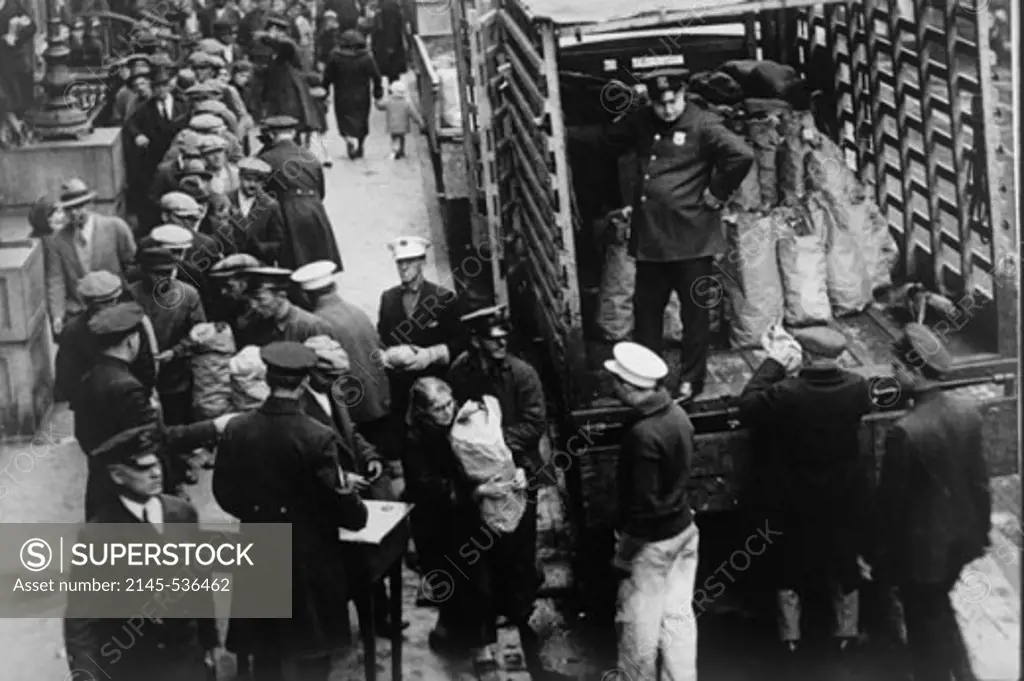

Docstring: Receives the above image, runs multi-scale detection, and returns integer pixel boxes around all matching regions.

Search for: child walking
[375,80,424,159]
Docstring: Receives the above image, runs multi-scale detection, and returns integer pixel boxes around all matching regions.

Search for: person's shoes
[346,140,357,159]
[675,380,704,405]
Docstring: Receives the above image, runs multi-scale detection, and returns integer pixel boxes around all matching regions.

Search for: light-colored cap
[791,326,847,360]
[290,260,338,291]
[159,192,203,216]
[189,113,222,132]
[76,270,123,302]
[151,224,195,249]
[387,236,429,261]
[604,342,668,389]
[197,134,228,153]
[237,157,272,176]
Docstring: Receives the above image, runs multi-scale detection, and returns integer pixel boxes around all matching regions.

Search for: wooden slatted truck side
[420,0,1019,617]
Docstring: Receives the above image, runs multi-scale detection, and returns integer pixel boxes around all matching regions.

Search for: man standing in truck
[738,326,874,661]
[604,341,698,681]
[571,68,754,403]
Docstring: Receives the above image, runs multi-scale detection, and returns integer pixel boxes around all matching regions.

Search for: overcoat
[64,495,218,681]
[322,41,382,139]
[0,0,35,116]
[738,358,874,591]
[258,138,343,269]
[874,390,992,585]
[254,34,321,131]
[309,291,391,424]
[226,188,287,265]
[572,99,754,262]
[124,94,190,222]
[377,280,466,419]
[213,396,369,659]
[370,0,406,82]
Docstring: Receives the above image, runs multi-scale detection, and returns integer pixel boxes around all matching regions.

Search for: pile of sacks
[688,60,899,348]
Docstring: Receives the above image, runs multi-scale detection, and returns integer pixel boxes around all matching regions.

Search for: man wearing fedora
[738,325,875,661]
[570,67,754,404]
[870,323,991,681]
[49,178,137,330]
[604,341,699,681]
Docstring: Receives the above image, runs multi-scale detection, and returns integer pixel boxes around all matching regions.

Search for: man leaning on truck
[571,67,754,403]
[604,341,698,681]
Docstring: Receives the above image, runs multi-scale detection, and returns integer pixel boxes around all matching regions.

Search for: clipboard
[338,500,414,545]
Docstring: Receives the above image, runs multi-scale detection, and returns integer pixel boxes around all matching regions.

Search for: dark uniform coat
[75,355,219,517]
[64,494,219,681]
[875,390,991,585]
[258,138,343,269]
[212,396,369,659]
[738,358,874,591]
[575,99,753,262]
[322,42,383,139]
[310,292,390,424]
[226,188,287,265]
[377,280,466,420]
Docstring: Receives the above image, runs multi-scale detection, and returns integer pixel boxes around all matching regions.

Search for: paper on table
[338,500,414,545]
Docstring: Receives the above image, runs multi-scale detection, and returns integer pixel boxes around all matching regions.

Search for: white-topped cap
[290,260,338,291]
[387,236,429,261]
[604,341,668,389]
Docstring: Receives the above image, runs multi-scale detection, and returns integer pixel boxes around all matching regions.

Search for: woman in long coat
[254,17,321,134]
[371,0,406,83]
[322,28,382,159]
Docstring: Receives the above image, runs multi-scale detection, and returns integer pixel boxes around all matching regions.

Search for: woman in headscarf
[28,196,69,340]
[322,28,382,159]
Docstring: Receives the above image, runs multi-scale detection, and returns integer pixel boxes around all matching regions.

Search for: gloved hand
[760,325,802,373]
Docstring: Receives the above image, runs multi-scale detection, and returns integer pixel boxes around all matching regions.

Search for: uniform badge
[673,131,687,146]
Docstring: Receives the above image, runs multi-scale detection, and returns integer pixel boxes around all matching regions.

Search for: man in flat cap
[246,266,332,344]
[571,67,754,403]
[64,424,219,681]
[299,334,408,637]
[199,132,240,194]
[258,115,342,269]
[55,271,157,411]
[147,138,204,230]
[738,325,875,660]
[377,235,466,430]
[153,205,225,311]
[869,323,990,681]
[292,260,392,456]
[228,156,286,264]
[128,239,207,428]
[50,178,137,321]
[603,341,698,681]
[445,304,554,679]
[76,302,236,517]
[213,341,369,680]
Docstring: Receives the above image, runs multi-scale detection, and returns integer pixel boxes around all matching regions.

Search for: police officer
[573,68,755,402]
[738,326,874,657]
[213,341,369,681]
[377,236,465,425]
[871,323,991,681]
[64,424,219,681]
[76,302,236,517]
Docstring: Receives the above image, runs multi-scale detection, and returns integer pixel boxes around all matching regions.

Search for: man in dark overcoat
[570,68,754,403]
[300,335,409,638]
[258,115,343,269]
[64,425,219,681]
[75,303,235,517]
[871,323,991,681]
[445,305,551,679]
[738,325,874,657]
[377,235,466,425]
[125,61,189,231]
[292,260,393,459]
[228,157,287,264]
[213,341,369,681]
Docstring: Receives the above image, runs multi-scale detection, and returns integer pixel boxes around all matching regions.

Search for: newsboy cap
[87,301,145,339]
[791,326,847,359]
[76,270,123,303]
[209,253,262,279]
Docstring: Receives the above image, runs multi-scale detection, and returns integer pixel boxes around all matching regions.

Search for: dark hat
[689,70,744,106]
[150,66,174,85]
[896,322,953,375]
[262,115,298,131]
[210,253,262,279]
[59,178,97,208]
[138,243,178,270]
[87,301,145,340]
[460,304,511,339]
[213,16,238,31]
[791,326,847,360]
[641,67,691,99]
[131,30,161,49]
[89,424,162,466]
[261,341,317,377]
[178,175,211,203]
[265,13,291,30]
[247,266,293,290]
[76,270,123,303]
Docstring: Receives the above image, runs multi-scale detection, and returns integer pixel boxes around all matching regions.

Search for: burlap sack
[189,322,237,419]
[720,211,785,348]
[852,200,899,293]
[229,345,270,411]
[808,192,873,316]
[777,208,832,326]
[779,110,817,202]
[747,114,783,209]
